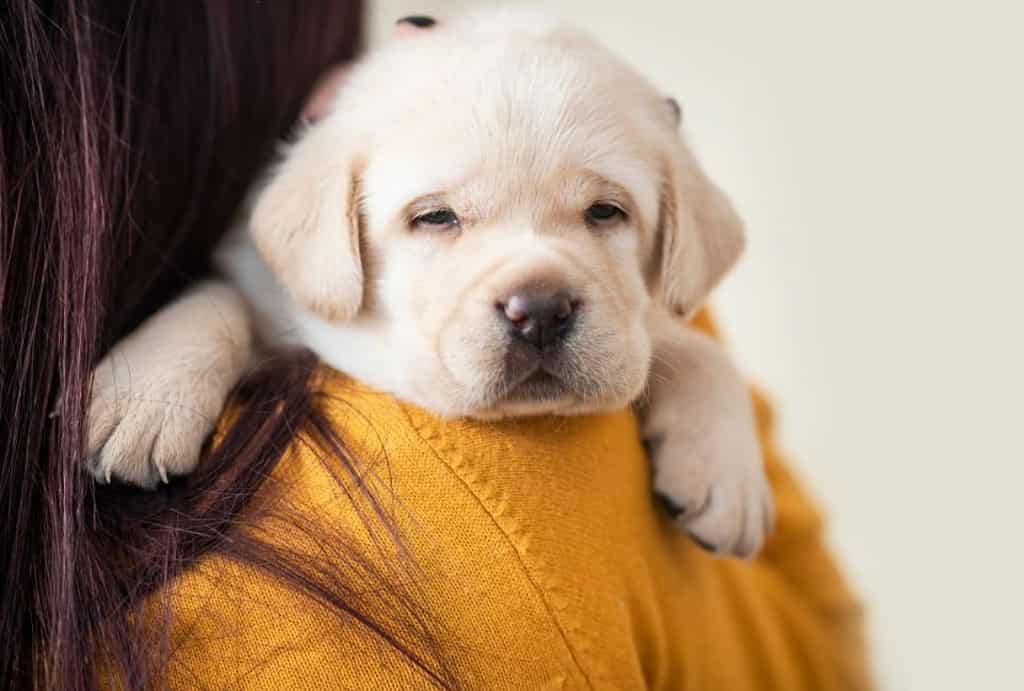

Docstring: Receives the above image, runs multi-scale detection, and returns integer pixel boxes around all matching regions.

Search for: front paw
[648,431,774,558]
[87,352,231,489]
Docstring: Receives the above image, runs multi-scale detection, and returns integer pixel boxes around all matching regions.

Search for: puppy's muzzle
[495,282,582,402]
[497,284,579,350]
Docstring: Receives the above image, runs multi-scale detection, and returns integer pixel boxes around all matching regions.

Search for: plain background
[369,2,1024,689]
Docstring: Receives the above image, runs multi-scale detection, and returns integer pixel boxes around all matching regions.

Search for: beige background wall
[368,2,1024,688]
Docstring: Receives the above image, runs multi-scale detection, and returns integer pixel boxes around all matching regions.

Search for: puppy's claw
[689,533,719,554]
[655,492,687,519]
[396,15,436,27]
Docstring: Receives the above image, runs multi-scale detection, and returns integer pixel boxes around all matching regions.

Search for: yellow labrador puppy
[88,10,772,557]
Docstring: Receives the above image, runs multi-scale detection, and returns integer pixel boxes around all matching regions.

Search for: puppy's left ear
[657,139,745,318]
[250,122,364,322]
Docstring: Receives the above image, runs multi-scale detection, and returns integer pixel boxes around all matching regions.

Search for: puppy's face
[362,127,656,418]
[251,11,744,418]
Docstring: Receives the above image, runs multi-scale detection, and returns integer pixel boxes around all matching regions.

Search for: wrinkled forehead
[344,22,668,226]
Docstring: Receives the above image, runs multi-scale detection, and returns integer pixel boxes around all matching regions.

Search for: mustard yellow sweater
[161,313,871,690]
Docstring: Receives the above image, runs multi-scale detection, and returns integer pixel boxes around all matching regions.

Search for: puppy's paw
[87,352,229,488]
[86,281,252,489]
[648,430,774,558]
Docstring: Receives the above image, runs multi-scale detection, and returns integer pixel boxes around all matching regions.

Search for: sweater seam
[395,402,596,691]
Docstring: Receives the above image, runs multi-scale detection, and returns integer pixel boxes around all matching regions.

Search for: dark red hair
[0,2,457,688]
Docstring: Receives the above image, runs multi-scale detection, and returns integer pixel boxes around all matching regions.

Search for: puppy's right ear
[250,125,364,322]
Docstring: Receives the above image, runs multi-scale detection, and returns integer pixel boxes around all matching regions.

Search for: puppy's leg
[639,312,773,557]
[88,280,252,488]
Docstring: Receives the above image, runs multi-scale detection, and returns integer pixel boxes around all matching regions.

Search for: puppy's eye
[585,202,627,226]
[412,208,459,228]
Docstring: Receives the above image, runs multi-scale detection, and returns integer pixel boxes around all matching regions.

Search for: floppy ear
[657,142,745,318]
[249,123,364,322]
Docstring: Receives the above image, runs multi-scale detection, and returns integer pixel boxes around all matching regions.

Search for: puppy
[87,10,772,557]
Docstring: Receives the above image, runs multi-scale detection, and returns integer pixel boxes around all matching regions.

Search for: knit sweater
[158,311,871,690]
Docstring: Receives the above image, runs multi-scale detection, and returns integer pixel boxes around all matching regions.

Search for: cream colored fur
[87,281,251,488]
[87,9,772,557]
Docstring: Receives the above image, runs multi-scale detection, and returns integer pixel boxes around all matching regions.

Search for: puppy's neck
[216,228,402,395]
[291,310,400,393]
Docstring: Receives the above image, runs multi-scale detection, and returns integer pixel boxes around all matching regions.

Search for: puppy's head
[251,10,743,418]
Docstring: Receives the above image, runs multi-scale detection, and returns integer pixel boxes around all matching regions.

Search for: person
[0,2,872,689]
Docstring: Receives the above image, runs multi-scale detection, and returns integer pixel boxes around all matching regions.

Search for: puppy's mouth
[505,368,567,402]
[463,332,634,419]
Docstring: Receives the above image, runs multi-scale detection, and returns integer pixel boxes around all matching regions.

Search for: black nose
[499,286,578,349]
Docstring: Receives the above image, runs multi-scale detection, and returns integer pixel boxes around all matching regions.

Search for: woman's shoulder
[161,369,675,689]
[158,312,872,690]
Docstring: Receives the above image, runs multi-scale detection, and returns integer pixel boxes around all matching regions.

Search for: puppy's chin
[466,371,575,419]
[405,373,578,420]
[433,363,648,421]
[402,363,637,421]
[422,326,653,420]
